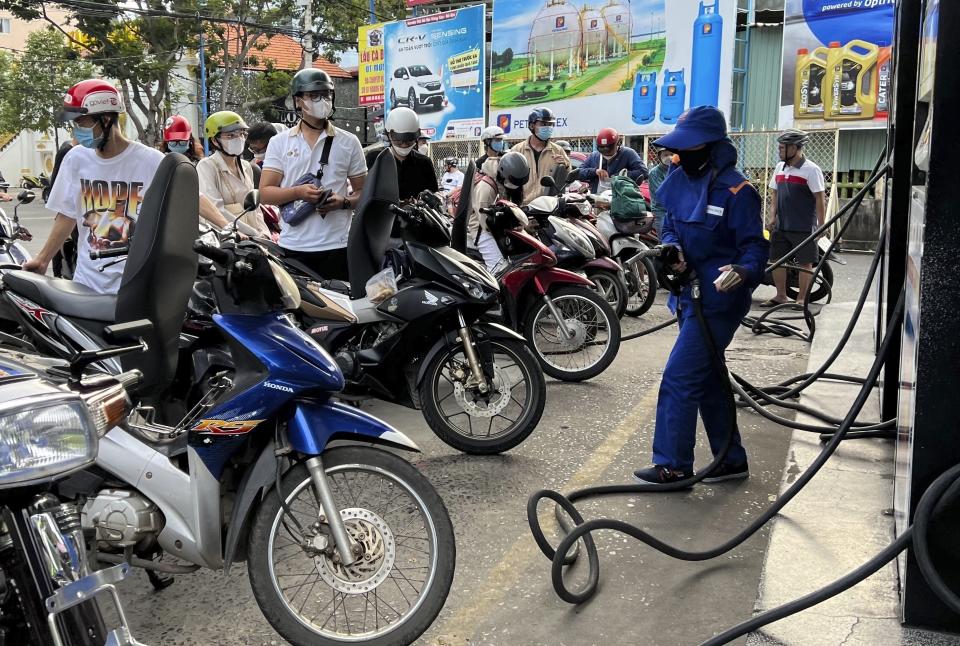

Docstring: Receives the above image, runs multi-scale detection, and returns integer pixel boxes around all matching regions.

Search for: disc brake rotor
[315,508,395,594]
[554,318,588,350]
[453,363,511,418]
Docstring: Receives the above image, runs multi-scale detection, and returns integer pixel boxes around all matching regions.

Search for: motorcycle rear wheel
[786,261,833,303]
[623,256,657,317]
[586,269,627,319]
[247,447,455,646]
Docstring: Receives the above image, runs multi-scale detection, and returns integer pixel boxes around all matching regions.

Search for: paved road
[12,199,875,645]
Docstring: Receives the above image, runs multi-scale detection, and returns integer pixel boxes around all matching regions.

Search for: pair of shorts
[770,230,817,265]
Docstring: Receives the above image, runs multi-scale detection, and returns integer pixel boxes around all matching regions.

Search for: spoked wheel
[623,256,657,317]
[524,285,621,382]
[586,269,627,318]
[248,447,455,646]
[420,337,545,454]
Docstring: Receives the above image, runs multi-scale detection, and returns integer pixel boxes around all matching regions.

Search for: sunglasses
[389,132,418,145]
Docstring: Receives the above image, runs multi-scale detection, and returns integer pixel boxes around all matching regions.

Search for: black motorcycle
[0,332,146,646]
[272,154,546,455]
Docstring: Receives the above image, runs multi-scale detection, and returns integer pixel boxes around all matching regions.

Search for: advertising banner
[779,0,895,130]
[384,5,486,141]
[358,23,385,107]
[488,0,737,137]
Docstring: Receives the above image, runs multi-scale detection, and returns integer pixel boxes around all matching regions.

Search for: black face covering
[678,145,713,178]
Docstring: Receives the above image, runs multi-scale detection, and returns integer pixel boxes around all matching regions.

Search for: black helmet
[555,140,572,153]
[496,151,530,190]
[777,129,809,147]
[444,156,458,167]
[291,69,335,96]
[527,107,555,126]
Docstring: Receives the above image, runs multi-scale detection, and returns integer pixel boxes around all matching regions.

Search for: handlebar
[193,240,230,265]
[90,246,129,260]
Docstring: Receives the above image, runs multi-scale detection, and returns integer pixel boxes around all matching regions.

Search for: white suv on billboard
[390,64,445,111]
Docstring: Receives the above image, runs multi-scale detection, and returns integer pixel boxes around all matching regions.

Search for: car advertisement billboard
[358,22,385,107]
[383,5,486,141]
[488,0,737,136]
[779,0,895,130]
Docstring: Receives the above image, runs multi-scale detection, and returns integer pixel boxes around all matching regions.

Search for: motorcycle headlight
[0,394,97,489]
[269,258,302,311]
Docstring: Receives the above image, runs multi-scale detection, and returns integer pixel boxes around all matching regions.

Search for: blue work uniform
[652,139,769,471]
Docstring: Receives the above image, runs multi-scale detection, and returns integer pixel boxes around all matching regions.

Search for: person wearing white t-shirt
[260,69,367,281]
[440,158,464,195]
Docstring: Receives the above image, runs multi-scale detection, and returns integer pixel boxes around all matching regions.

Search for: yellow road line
[428,385,661,645]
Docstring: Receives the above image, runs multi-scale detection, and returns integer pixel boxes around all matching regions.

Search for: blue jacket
[657,139,769,319]
[577,147,648,193]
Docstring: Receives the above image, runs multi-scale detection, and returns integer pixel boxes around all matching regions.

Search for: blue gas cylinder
[690,0,723,107]
[632,71,658,125]
[660,69,686,124]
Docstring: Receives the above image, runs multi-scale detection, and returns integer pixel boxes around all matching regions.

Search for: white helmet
[384,107,420,143]
[481,126,504,143]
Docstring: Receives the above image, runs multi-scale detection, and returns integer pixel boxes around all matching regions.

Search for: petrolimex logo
[497,114,511,133]
[508,115,569,131]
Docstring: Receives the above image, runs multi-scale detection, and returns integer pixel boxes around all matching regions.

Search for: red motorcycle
[479,203,621,382]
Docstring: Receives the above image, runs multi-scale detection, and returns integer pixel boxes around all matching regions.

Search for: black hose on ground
[620,316,678,341]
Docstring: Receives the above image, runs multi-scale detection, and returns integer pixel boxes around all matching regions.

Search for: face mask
[392,144,414,158]
[253,152,265,162]
[535,126,553,141]
[168,140,190,155]
[74,125,103,149]
[222,137,246,157]
[659,155,672,167]
[490,139,506,153]
[302,97,333,119]
[678,147,712,178]
[602,153,615,161]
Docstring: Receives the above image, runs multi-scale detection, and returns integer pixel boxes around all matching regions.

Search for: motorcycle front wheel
[420,337,545,454]
[524,285,621,382]
[247,447,455,646]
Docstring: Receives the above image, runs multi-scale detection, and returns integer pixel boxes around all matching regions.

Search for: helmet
[777,129,809,147]
[163,115,192,142]
[444,157,458,167]
[62,80,125,119]
[555,140,572,153]
[291,69,335,96]
[527,107,555,126]
[496,151,530,190]
[596,127,619,149]
[205,111,249,140]
[481,126,504,143]
[384,107,420,144]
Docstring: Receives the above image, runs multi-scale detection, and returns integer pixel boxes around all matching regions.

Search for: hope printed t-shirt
[46,142,164,294]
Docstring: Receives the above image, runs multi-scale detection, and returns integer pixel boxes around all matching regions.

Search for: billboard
[779,0,895,130]
[384,6,486,141]
[358,23,385,107]
[488,0,737,137]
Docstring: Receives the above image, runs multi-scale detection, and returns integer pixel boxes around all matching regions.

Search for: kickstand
[146,550,175,591]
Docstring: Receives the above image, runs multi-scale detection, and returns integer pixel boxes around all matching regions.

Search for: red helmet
[163,115,192,142]
[62,80,125,120]
[596,127,620,149]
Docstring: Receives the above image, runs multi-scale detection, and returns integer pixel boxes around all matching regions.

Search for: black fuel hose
[620,316,678,341]
[526,288,904,605]
[701,462,960,645]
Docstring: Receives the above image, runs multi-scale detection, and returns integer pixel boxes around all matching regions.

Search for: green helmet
[205,111,248,140]
[290,69,335,96]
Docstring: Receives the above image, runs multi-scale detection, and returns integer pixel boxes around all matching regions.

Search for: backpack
[449,172,497,216]
[610,172,646,221]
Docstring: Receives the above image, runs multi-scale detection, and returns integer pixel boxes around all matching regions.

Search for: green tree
[311,0,405,62]
[0,28,94,134]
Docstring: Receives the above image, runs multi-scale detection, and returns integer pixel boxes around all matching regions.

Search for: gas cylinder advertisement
[488,0,737,136]
[382,5,486,141]
[779,0,895,130]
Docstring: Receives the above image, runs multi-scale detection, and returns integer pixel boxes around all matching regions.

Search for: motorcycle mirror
[540,176,556,189]
[17,190,34,204]
[243,190,260,213]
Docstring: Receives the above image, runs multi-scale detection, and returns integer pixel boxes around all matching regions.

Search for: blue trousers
[652,313,747,471]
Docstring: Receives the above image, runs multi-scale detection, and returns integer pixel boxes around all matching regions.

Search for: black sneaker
[699,461,749,483]
[633,465,693,486]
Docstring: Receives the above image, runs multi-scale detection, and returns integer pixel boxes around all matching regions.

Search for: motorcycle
[0,189,35,266]
[266,155,545,455]
[0,154,457,645]
[0,340,146,645]
[20,172,50,202]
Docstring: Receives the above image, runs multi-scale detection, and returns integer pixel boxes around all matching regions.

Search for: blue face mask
[73,125,103,149]
[167,140,190,154]
[490,139,507,153]
[535,126,553,141]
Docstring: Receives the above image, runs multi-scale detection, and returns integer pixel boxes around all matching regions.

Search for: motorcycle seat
[3,270,116,322]
[613,216,654,236]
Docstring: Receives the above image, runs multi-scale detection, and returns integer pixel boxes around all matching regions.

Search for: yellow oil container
[826,39,879,120]
[794,47,829,119]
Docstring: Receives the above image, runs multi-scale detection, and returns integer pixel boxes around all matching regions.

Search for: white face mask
[253,152,265,162]
[222,137,246,157]
[392,144,414,158]
[302,97,333,119]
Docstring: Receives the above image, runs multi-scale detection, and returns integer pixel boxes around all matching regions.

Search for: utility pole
[199,30,210,155]
[301,0,313,69]
[369,0,375,24]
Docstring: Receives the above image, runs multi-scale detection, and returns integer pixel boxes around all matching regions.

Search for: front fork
[305,456,357,567]
[542,295,575,339]
[456,310,490,393]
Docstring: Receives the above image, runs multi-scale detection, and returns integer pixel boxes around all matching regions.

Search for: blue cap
[654,105,728,150]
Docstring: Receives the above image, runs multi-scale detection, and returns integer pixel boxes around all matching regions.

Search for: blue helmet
[527,107,555,127]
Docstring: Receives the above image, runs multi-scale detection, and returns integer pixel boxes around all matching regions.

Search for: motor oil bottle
[793,47,829,119]
[690,0,723,107]
[660,69,686,124]
[876,42,892,119]
[632,71,658,125]
[826,39,879,119]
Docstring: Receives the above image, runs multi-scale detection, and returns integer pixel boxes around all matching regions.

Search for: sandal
[759,298,789,308]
